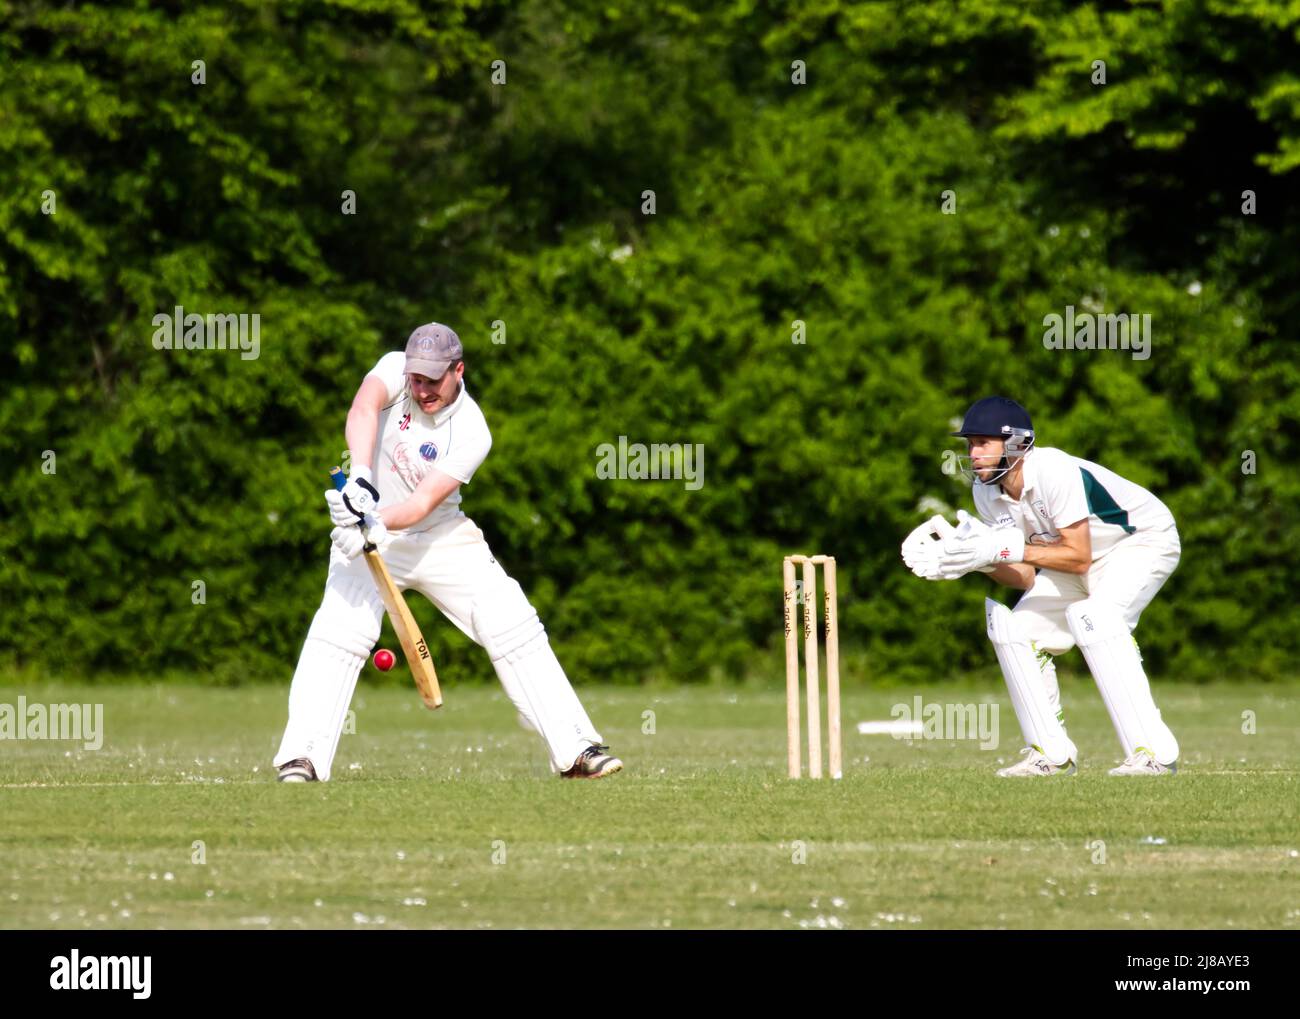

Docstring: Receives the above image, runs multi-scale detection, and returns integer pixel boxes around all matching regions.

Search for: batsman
[902,396,1181,777]
[274,323,622,782]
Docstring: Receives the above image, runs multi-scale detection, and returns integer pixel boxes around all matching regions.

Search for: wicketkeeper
[274,323,622,782]
[901,396,1181,777]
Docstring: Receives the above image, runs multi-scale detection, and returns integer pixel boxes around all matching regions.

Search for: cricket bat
[330,467,443,709]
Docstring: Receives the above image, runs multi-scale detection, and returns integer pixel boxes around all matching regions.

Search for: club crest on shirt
[1032,499,1048,517]
[398,413,411,431]
[419,441,438,462]
[390,441,423,489]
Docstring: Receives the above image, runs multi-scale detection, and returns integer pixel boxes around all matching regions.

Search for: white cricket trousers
[1008,525,1182,764]
[275,515,602,780]
[1014,527,1182,653]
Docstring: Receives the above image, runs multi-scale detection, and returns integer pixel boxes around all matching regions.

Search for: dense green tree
[1,1,1296,684]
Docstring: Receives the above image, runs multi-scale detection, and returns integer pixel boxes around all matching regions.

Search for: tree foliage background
[2,0,1297,685]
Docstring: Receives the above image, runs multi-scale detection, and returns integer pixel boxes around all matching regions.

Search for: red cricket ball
[373,649,396,671]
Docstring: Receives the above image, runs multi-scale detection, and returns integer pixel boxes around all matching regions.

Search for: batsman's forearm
[380,499,429,531]
[344,406,381,474]
[379,471,462,530]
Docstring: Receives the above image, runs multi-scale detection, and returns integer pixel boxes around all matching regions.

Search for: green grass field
[1,680,1296,930]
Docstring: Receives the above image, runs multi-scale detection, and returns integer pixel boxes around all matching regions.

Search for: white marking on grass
[857,720,925,736]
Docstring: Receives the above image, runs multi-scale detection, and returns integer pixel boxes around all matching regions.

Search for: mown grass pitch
[1,680,1296,929]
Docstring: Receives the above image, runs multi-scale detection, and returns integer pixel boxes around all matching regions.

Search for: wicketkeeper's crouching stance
[274,323,622,782]
[902,396,1180,777]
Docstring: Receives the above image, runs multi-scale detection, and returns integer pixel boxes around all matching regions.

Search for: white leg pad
[1067,599,1178,764]
[275,574,383,782]
[986,599,1078,766]
[474,579,601,772]
[1038,650,1067,732]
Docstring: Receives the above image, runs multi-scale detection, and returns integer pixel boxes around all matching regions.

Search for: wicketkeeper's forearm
[1023,543,1090,574]
[989,562,1036,590]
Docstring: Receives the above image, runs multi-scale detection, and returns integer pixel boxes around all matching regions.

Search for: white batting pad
[986,599,1077,766]
[473,579,601,772]
[1067,599,1179,765]
[274,573,384,781]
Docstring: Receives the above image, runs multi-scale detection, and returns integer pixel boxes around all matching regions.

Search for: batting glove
[361,513,389,548]
[330,525,365,561]
[325,489,355,528]
[339,466,380,522]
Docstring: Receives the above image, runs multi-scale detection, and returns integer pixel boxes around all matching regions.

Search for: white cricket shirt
[973,446,1175,559]
[364,351,492,532]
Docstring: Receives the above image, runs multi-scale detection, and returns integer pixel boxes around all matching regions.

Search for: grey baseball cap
[404,322,464,378]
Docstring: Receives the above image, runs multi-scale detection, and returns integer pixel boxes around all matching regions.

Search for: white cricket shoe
[996,746,1076,777]
[1108,748,1177,776]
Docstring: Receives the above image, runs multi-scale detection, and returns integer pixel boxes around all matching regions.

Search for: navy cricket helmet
[952,396,1035,485]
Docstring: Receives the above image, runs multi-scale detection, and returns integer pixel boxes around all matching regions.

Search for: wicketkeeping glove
[900,514,955,580]
[902,510,1019,581]
[934,511,1025,574]
[945,510,998,576]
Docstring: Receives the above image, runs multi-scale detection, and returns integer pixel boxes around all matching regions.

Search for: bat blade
[329,467,443,709]
[362,546,443,709]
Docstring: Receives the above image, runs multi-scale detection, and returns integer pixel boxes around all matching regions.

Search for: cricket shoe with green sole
[561,744,623,779]
[1108,748,1177,776]
[996,746,1077,777]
